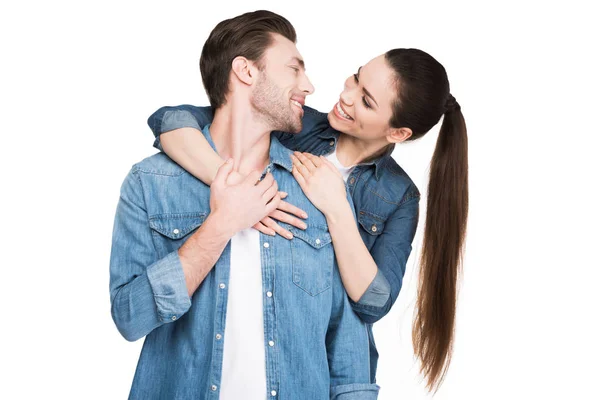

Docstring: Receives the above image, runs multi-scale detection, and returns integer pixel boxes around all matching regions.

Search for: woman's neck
[336,134,391,167]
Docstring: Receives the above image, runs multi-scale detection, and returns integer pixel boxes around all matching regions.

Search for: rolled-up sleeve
[109,169,191,342]
[147,105,214,151]
[354,269,391,308]
[330,383,380,399]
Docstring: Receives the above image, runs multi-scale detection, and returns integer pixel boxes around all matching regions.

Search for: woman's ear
[386,127,413,144]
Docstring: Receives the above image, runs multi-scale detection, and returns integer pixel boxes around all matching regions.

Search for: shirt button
[266,291,273,298]
[315,239,321,245]
[271,390,277,396]
[219,283,226,289]
[171,315,177,321]
[211,385,217,391]
[371,225,378,232]
[263,242,270,248]
[269,340,275,347]
[216,334,222,340]
[173,228,180,235]
[329,140,334,146]
[349,177,355,184]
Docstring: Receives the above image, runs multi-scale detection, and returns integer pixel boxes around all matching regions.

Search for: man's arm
[110,170,196,342]
[110,161,280,341]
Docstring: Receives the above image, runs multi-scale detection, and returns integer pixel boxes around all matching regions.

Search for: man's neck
[210,97,272,176]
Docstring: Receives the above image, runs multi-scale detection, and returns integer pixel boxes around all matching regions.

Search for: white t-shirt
[219,228,266,400]
[325,150,355,182]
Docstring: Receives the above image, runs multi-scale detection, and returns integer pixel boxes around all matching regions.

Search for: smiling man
[109,10,379,400]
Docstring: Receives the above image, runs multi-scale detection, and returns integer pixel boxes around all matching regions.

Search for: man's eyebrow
[357,66,378,107]
[290,57,305,70]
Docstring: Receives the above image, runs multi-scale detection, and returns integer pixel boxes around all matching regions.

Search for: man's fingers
[256,172,276,194]
[243,170,263,186]
[265,193,281,215]
[262,180,279,203]
[213,158,233,187]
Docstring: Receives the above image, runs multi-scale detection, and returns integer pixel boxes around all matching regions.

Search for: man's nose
[300,73,315,95]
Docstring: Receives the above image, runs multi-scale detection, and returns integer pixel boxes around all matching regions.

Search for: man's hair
[200,10,297,109]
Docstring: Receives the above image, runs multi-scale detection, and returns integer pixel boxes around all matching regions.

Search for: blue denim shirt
[110,125,379,399]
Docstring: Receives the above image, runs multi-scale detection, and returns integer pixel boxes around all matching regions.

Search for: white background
[1,1,599,399]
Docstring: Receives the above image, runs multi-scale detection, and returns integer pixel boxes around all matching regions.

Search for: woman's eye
[362,97,371,109]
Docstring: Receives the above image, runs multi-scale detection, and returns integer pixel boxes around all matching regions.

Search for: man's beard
[251,72,302,133]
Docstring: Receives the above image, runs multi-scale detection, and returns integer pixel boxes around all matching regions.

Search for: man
[110,10,379,399]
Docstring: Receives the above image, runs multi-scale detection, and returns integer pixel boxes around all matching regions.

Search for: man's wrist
[205,210,237,239]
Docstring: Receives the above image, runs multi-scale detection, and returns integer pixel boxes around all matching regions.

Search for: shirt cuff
[356,269,391,308]
[153,110,203,151]
[146,250,191,323]
[331,383,380,399]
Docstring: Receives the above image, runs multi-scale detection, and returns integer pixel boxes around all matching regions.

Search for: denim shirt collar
[202,123,294,173]
[316,127,392,181]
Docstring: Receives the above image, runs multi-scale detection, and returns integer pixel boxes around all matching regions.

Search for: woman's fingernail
[302,213,308,218]
[287,233,293,239]
[301,223,307,229]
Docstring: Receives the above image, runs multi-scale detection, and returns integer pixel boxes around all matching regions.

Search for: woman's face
[327,54,398,141]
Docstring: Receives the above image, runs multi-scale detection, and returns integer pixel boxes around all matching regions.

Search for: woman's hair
[386,48,468,393]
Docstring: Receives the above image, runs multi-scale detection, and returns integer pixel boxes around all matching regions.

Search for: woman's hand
[252,192,308,239]
[291,151,347,218]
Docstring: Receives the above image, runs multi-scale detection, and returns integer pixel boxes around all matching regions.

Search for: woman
[147,48,468,392]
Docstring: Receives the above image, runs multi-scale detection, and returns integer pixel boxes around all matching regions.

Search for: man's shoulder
[130,152,188,177]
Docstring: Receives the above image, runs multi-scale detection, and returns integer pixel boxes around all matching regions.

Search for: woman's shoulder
[370,157,421,205]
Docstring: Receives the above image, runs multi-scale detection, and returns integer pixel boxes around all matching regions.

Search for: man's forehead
[265,33,303,63]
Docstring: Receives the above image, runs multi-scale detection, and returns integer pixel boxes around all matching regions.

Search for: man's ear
[231,56,254,85]
[386,127,413,144]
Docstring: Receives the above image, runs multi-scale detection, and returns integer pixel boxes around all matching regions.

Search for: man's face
[251,34,314,133]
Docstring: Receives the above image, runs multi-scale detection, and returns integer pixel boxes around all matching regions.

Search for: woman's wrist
[324,199,354,225]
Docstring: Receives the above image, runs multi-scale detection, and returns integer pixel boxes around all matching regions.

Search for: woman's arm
[148,105,220,184]
[161,127,223,185]
[291,152,419,323]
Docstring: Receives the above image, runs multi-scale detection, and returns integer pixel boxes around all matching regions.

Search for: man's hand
[209,159,282,237]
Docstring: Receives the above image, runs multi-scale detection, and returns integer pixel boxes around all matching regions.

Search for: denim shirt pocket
[289,225,333,296]
[358,211,385,241]
[149,212,207,257]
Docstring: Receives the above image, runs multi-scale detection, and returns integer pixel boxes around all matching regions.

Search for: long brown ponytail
[386,49,469,392]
